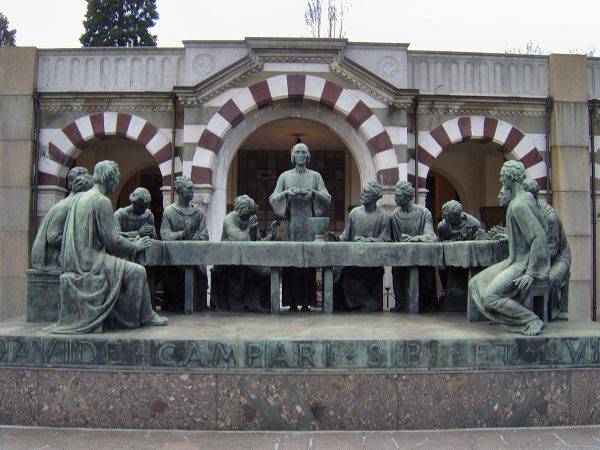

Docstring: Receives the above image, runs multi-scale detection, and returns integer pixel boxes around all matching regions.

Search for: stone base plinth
[0,366,598,430]
[1,313,599,430]
[26,269,60,323]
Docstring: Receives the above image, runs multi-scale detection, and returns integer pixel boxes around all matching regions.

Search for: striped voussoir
[38,113,181,188]
[192,74,399,186]
[408,116,548,190]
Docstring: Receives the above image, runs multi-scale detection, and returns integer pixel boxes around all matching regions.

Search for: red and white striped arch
[191,74,399,186]
[38,112,182,188]
[408,116,548,190]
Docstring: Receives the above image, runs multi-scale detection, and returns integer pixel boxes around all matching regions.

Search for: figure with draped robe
[31,167,92,270]
[269,143,331,311]
[49,161,168,334]
[114,187,157,239]
[160,176,209,312]
[437,200,483,311]
[328,181,390,311]
[389,180,437,312]
[211,195,278,313]
[524,179,571,320]
[468,161,548,336]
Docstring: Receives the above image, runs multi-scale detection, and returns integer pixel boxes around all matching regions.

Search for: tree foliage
[304,0,347,38]
[0,12,16,46]
[80,0,158,47]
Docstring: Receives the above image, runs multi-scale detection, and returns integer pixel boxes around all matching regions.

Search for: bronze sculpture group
[32,142,571,337]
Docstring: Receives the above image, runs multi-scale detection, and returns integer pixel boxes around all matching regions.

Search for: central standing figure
[269,143,332,311]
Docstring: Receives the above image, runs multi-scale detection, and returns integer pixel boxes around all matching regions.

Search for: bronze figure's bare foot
[522,319,543,336]
[144,314,169,327]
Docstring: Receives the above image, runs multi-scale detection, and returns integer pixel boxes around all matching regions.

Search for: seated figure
[211,195,278,313]
[437,200,481,242]
[437,200,483,311]
[389,181,437,312]
[31,167,92,270]
[114,187,157,239]
[160,176,209,312]
[468,161,549,336]
[49,160,168,334]
[328,181,390,311]
[523,179,571,319]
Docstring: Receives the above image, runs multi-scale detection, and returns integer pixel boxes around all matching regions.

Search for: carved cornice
[331,59,397,106]
[39,97,175,113]
[258,55,335,64]
[417,103,546,118]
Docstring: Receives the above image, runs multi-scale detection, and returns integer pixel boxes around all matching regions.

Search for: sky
[0,0,598,54]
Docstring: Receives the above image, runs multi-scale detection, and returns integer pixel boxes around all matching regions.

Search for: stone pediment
[178,38,409,106]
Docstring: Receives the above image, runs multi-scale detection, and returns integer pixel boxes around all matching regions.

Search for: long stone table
[136,240,508,315]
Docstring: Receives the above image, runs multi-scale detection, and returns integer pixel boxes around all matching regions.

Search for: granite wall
[0,47,37,320]
[0,367,597,430]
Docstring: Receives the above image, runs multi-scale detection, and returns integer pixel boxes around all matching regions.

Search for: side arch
[191,74,399,186]
[38,112,182,188]
[409,116,548,190]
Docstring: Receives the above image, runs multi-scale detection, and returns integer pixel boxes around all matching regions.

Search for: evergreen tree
[80,0,158,47]
[0,12,16,46]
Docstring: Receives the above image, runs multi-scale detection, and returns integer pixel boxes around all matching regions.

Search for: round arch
[191,74,399,187]
[410,116,548,190]
[38,112,182,188]
[204,102,379,241]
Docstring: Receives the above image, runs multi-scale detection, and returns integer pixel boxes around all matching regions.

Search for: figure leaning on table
[211,194,278,313]
[160,176,209,312]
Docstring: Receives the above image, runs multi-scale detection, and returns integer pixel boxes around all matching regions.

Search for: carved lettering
[475,344,489,365]
[367,344,383,367]
[35,339,61,363]
[565,340,587,363]
[73,341,97,364]
[405,343,422,367]
[268,344,289,368]
[246,343,263,368]
[184,344,206,367]
[297,344,315,368]
[497,343,514,365]
[324,342,334,367]
[428,342,438,367]
[12,340,31,363]
[591,339,600,364]
[212,343,236,367]
[107,342,123,366]
[158,343,176,365]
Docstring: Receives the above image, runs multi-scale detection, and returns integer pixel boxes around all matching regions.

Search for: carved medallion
[192,54,216,76]
[377,56,400,77]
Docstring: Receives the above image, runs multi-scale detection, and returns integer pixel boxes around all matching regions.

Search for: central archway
[204,102,379,241]
[190,74,399,188]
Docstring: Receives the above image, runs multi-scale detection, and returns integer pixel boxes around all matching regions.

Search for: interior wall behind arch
[75,136,158,208]
[429,140,505,221]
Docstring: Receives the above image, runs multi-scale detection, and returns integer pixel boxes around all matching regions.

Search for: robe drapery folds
[211,211,270,313]
[269,168,331,307]
[50,190,156,334]
[469,191,550,329]
[539,201,571,319]
[334,206,391,311]
[160,202,209,312]
[114,206,156,239]
[31,196,72,270]
[390,204,437,311]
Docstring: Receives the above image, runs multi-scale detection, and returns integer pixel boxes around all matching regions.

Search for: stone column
[548,54,591,320]
[0,47,37,320]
